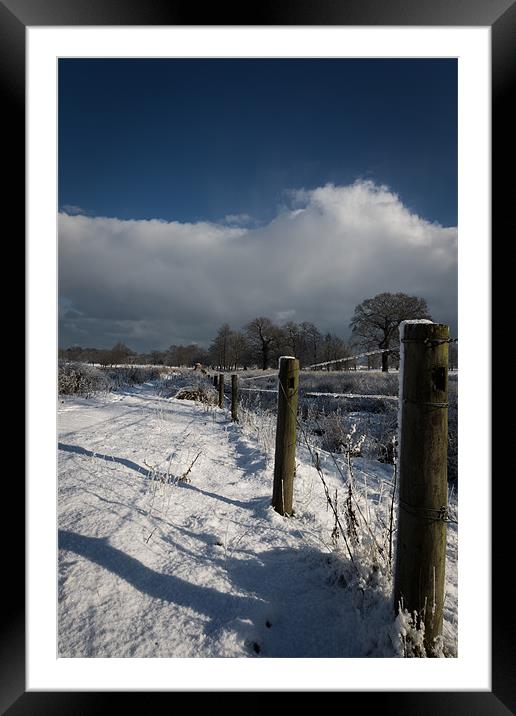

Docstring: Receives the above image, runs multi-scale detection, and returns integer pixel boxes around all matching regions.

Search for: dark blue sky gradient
[58,58,457,226]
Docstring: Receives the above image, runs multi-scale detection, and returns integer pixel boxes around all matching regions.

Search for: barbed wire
[239,371,278,382]
[214,356,456,576]
[401,337,458,346]
[399,499,457,524]
[306,392,398,400]
[305,348,391,371]
[211,337,457,378]
[424,337,459,346]
[240,387,276,393]
[275,378,395,574]
[276,371,456,568]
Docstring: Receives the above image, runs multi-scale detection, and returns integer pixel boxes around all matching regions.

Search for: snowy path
[58,384,457,657]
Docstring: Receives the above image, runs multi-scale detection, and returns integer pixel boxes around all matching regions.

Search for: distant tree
[350,292,432,372]
[138,352,154,365]
[165,345,179,366]
[366,353,382,370]
[150,350,165,365]
[208,323,233,370]
[321,333,349,370]
[449,342,458,371]
[97,349,112,367]
[300,322,323,366]
[282,321,305,360]
[108,341,136,366]
[80,347,103,365]
[192,345,209,367]
[166,343,207,367]
[60,344,112,366]
[177,345,193,366]
[62,345,84,362]
[228,330,249,370]
[245,317,281,370]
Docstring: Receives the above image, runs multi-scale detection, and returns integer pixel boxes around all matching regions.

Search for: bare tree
[60,345,84,362]
[150,350,165,365]
[321,333,349,370]
[282,321,305,359]
[228,330,249,370]
[300,321,323,366]
[350,292,432,372]
[108,341,136,366]
[166,344,207,367]
[209,323,233,370]
[449,342,458,371]
[245,317,280,370]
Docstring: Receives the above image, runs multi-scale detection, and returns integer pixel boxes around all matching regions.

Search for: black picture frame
[7,0,510,711]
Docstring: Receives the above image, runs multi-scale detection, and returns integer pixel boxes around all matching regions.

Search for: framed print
[6,0,512,711]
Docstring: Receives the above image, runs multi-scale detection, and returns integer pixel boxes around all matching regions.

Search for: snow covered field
[58,379,458,658]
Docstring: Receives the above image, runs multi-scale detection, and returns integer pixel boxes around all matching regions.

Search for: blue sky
[59,59,457,226]
[58,59,457,351]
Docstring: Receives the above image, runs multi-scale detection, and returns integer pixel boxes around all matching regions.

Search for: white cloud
[62,203,89,216]
[223,213,253,226]
[58,181,457,350]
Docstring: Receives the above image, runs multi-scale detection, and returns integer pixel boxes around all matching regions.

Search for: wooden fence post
[218,373,224,409]
[381,349,390,373]
[272,356,299,516]
[231,374,238,421]
[394,321,449,656]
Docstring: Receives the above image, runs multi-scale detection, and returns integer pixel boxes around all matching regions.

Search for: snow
[58,380,457,657]
[399,319,434,327]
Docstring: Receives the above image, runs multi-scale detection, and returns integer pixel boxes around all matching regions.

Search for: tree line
[58,342,208,369]
[208,318,350,371]
[59,292,457,372]
[58,321,350,371]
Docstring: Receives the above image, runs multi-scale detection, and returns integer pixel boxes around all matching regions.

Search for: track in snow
[58,383,456,658]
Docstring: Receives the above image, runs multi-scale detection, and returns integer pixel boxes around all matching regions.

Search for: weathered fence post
[218,373,224,409]
[381,348,390,373]
[272,356,299,516]
[231,374,238,421]
[394,321,449,656]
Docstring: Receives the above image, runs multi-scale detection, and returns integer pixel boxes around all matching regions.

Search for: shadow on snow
[58,529,389,657]
[58,442,153,478]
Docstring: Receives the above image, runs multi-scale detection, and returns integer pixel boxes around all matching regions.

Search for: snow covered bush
[318,415,365,456]
[319,413,349,453]
[155,370,218,404]
[174,384,218,405]
[237,390,277,458]
[58,361,111,396]
[104,365,162,388]
[58,361,165,396]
